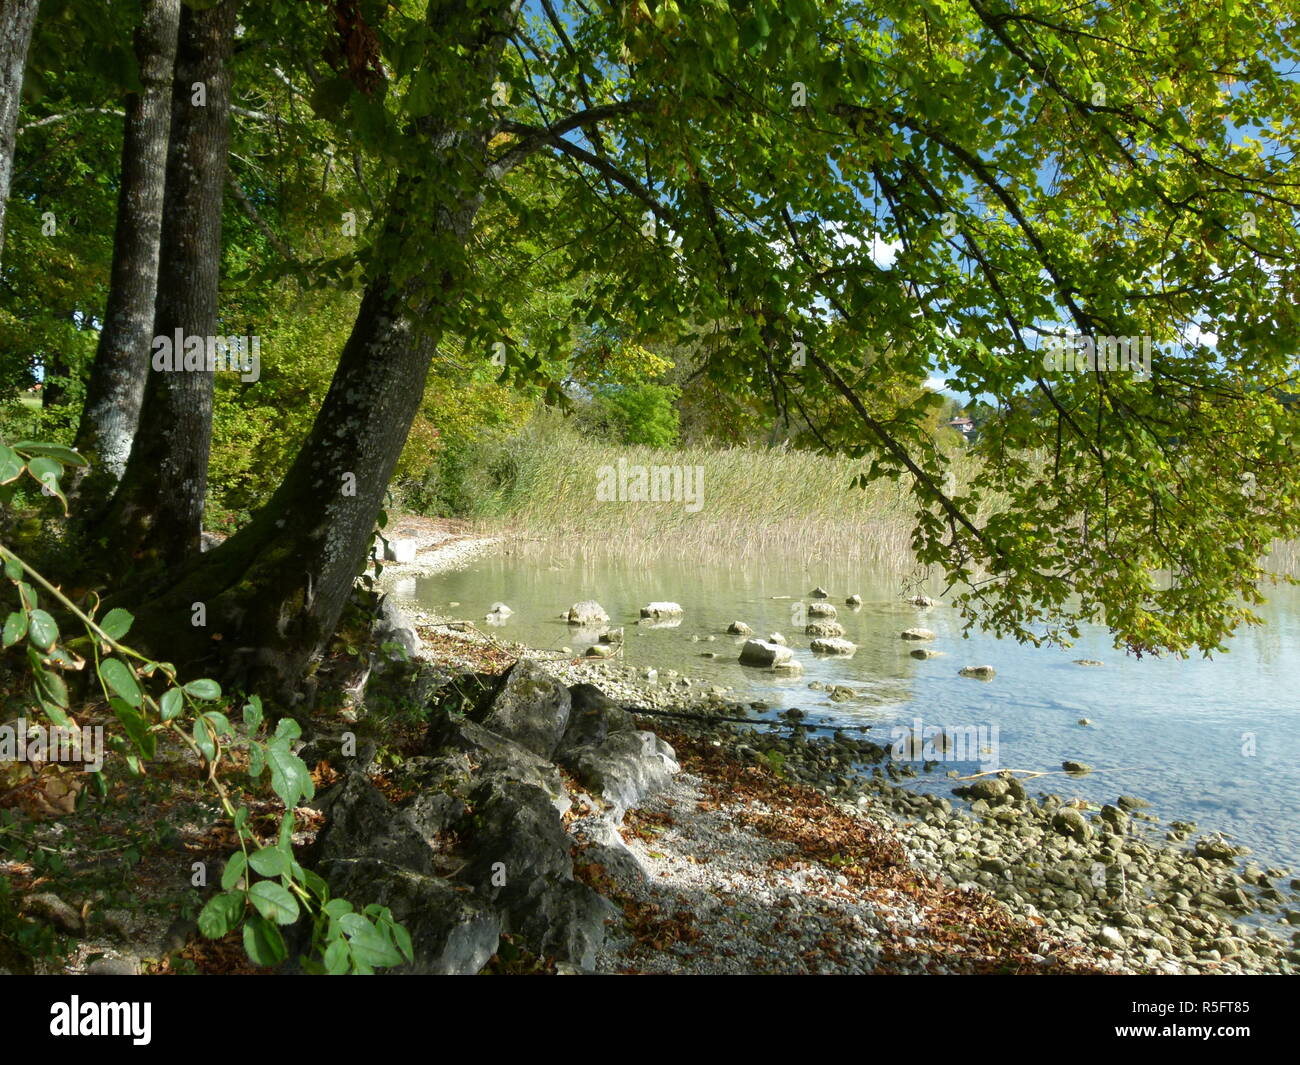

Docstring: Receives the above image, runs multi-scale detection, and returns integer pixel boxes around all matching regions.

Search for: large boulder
[459,777,616,968]
[312,773,435,874]
[639,602,683,618]
[477,658,571,759]
[429,717,571,816]
[738,638,794,667]
[566,600,609,625]
[805,621,845,638]
[561,730,679,822]
[808,602,838,619]
[557,683,633,755]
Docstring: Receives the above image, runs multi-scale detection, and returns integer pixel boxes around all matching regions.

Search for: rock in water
[1062,760,1092,775]
[726,620,753,635]
[566,600,609,625]
[810,637,856,656]
[958,665,996,680]
[808,602,838,618]
[910,648,944,659]
[1051,807,1092,842]
[805,621,845,638]
[846,594,863,607]
[738,639,794,668]
[639,602,684,618]
[907,594,938,607]
[900,628,936,640]
[767,632,787,645]
[810,586,830,598]
[479,658,572,759]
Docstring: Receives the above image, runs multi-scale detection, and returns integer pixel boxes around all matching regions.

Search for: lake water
[394,550,1300,873]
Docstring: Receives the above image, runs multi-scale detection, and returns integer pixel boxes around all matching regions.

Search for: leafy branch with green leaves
[0,438,412,973]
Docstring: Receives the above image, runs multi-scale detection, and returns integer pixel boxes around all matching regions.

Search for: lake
[392,549,1300,873]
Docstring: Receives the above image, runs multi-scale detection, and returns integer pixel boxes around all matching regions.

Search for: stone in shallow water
[958,665,996,680]
[808,602,838,618]
[900,628,935,640]
[810,637,856,656]
[639,601,683,618]
[727,620,752,635]
[810,586,829,598]
[846,594,863,607]
[738,639,793,667]
[566,600,609,625]
[910,647,944,659]
[806,621,845,638]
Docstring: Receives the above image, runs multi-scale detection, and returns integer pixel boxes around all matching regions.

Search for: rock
[767,632,787,645]
[810,586,829,598]
[726,621,753,635]
[810,637,856,656]
[846,594,863,607]
[383,537,418,563]
[484,603,513,625]
[373,595,420,661]
[571,815,646,885]
[1062,760,1092,775]
[1073,659,1104,667]
[460,776,616,967]
[954,779,1008,802]
[1051,808,1092,842]
[1097,926,1127,950]
[900,628,936,640]
[639,602,683,618]
[426,719,571,816]
[561,730,680,822]
[584,643,617,659]
[557,683,632,754]
[312,773,436,874]
[566,600,609,625]
[324,856,500,974]
[805,621,845,638]
[86,956,140,976]
[907,595,938,607]
[958,665,996,680]
[808,602,838,618]
[1077,718,1091,726]
[910,648,945,659]
[1117,795,1151,811]
[22,893,82,935]
[478,658,571,759]
[739,639,794,667]
[1194,836,1247,862]
[599,628,624,645]
[828,685,856,702]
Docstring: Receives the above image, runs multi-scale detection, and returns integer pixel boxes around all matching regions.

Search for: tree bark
[0,0,40,266]
[73,0,181,495]
[102,0,238,567]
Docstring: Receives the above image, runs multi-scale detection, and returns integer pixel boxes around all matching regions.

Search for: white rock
[900,628,936,640]
[639,602,684,618]
[383,538,418,563]
[567,600,609,625]
[738,639,793,668]
[810,637,856,656]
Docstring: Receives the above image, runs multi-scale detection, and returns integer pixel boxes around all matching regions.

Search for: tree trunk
[102,0,238,567]
[0,0,40,266]
[73,0,181,496]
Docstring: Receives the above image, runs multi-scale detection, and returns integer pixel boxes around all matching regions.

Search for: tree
[73,0,181,493]
[0,0,41,264]
[16,0,1297,695]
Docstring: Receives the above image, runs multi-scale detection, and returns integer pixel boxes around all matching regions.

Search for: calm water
[393,551,1300,872]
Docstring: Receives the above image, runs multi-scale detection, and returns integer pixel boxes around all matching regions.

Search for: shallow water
[396,550,1300,872]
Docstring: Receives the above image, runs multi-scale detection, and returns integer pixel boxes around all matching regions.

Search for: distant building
[947,416,974,438]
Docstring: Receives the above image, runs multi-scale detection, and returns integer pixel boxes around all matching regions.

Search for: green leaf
[11,442,88,466]
[242,694,263,731]
[0,445,21,484]
[242,915,287,967]
[323,898,353,919]
[274,717,301,742]
[112,698,155,758]
[248,846,290,878]
[193,716,216,761]
[2,611,27,647]
[2,556,21,580]
[26,609,58,651]
[265,740,314,808]
[33,667,68,709]
[183,678,222,701]
[221,851,248,891]
[98,607,133,640]
[197,891,244,939]
[248,880,299,925]
[324,936,351,974]
[99,658,142,707]
[159,688,183,721]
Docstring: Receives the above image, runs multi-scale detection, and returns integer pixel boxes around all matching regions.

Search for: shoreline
[377,521,1298,974]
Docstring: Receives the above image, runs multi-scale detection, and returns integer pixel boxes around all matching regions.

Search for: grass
[456,415,957,568]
